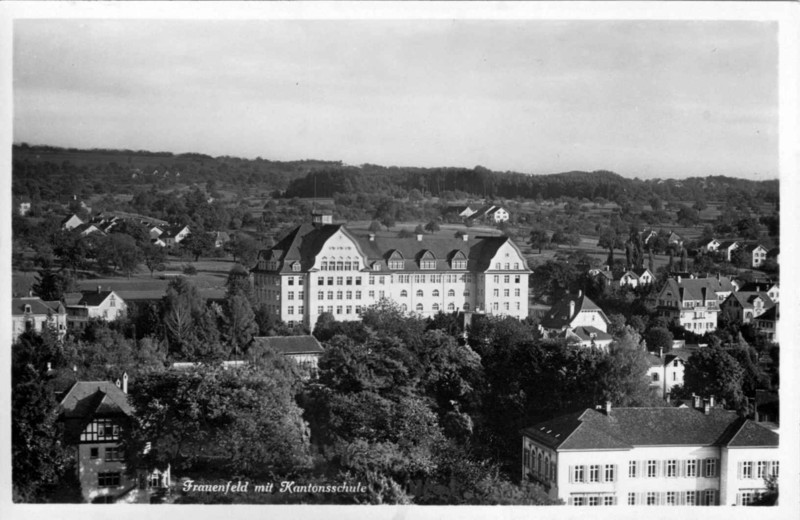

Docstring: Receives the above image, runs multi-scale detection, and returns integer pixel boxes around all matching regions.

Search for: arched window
[463,303,470,311]
[321,261,328,270]
[416,303,423,312]
[420,250,437,270]
[464,289,471,297]
[416,290,423,297]
[551,462,557,481]
[432,289,440,297]
[545,457,550,480]
[447,303,455,311]
[400,290,408,298]
[538,452,543,474]
[448,289,455,297]
[652,373,660,382]
[432,303,440,311]
[401,304,408,312]
[336,261,344,271]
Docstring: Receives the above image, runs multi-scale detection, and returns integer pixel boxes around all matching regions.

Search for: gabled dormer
[449,250,468,270]
[418,250,436,270]
[387,250,405,270]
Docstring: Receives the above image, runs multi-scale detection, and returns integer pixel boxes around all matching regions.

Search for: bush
[182,263,198,276]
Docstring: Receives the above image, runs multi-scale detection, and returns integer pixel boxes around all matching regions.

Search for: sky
[13,19,779,179]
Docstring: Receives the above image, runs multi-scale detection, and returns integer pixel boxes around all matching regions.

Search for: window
[495,263,501,270]
[771,461,779,477]
[504,275,510,283]
[503,289,509,297]
[573,466,585,483]
[299,291,304,299]
[335,276,343,285]
[447,303,455,311]
[515,275,520,283]
[652,373,660,382]
[299,305,304,315]
[318,306,324,315]
[604,464,615,482]
[627,493,636,506]
[493,275,500,283]
[336,306,342,315]
[327,277,334,285]
[514,262,520,269]
[356,278,362,285]
[646,492,658,505]
[369,276,375,285]
[98,472,121,488]
[757,461,767,479]
[287,306,294,315]
[346,291,352,299]
[346,306,352,314]
[432,289,440,297]
[666,460,677,477]
[346,277,353,285]
[447,289,455,297]
[647,460,657,478]
[740,492,754,506]
[81,419,120,442]
[105,447,123,461]
[417,290,424,297]
[463,303,470,311]
[356,291,362,299]
[515,288,520,297]
[603,496,614,506]
[318,291,324,300]
[464,289,470,297]
[666,492,677,505]
[628,461,637,478]
[327,291,334,300]
[589,465,600,482]
[288,292,294,300]
[704,458,717,478]
[416,303,423,312]
[703,490,716,506]
[431,303,439,311]
[572,497,586,506]
[742,461,753,479]
[336,291,343,300]
[686,459,697,477]
[685,491,696,505]
[389,260,404,270]
[401,290,408,298]
[90,447,99,459]
[587,497,599,506]
[369,291,375,298]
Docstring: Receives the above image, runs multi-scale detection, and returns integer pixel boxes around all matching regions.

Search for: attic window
[24,304,31,313]
[388,251,404,270]
[451,251,467,270]
[540,427,545,430]
[555,434,560,438]
[420,250,436,270]
[372,263,381,271]
[292,262,301,272]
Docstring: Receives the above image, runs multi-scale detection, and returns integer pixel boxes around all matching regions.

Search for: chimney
[605,401,612,415]
[122,372,128,394]
[692,393,701,409]
[679,287,684,302]
[46,362,52,372]
[368,233,375,242]
[658,347,663,358]
[97,285,102,294]
[577,289,583,298]
[569,300,575,318]
[703,399,710,415]
[701,287,708,304]
[709,395,714,408]
[717,272,721,281]
[416,234,423,241]
[115,378,121,389]
[462,233,468,241]
[677,275,682,283]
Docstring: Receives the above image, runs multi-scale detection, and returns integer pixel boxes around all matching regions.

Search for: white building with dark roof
[655,275,735,333]
[11,296,68,342]
[250,335,325,378]
[252,216,531,327]
[540,291,613,349]
[522,403,779,506]
[65,287,127,329]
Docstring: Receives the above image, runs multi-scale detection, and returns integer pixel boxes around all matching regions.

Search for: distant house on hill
[468,204,509,223]
[741,243,769,268]
[62,214,84,231]
[619,267,655,288]
[720,291,774,325]
[739,281,778,303]
[717,241,740,262]
[754,304,779,343]
[159,225,191,248]
[212,231,231,248]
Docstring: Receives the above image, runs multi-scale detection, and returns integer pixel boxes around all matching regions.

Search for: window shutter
[583,465,588,483]
[680,459,686,478]
[568,497,573,506]
[678,491,685,505]
[736,493,741,506]
[737,461,742,479]
[613,464,617,482]
[568,466,573,483]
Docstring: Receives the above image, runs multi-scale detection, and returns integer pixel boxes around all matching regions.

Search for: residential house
[619,268,655,289]
[655,276,734,333]
[212,231,231,249]
[521,402,779,506]
[540,291,613,349]
[65,288,127,330]
[753,389,779,427]
[716,241,740,262]
[58,377,170,503]
[701,239,721,254]
[62,214,85,231]
[148,225,164,240]
[11,296,68,342]
[741,244,769,268]
[739,282,779,304]
[250,335,325,378]
[19,202,31,216]
[467,204,510,223]
[754,304,779,343]
[159,225,191,248]
[588,266,615,288]
[667,232,684,247]
[252,213,531,327]
[74,222,105,237]
[646,350,690,399]
[720,292,774,325]
[641,229,658,245]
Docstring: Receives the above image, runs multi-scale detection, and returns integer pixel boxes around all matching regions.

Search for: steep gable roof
[725,291,774,310]
[523,407,777,451]
[540,293,607,330]
[569,326,613,344]
[59,381,132,418]
[72,290,119,307]
[11,297,64,316]
[660,276,734,302]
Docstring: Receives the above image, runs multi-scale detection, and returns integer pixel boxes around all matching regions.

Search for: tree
[227,233,259,267]
[368,220,383,233]
[682,346,746,410]
[730,248,751,268]
[597,226,623,251]
[414,224,426,235]
[12,332,76,502]
[161,277,224,361]
[181,231,215,261]
[96,233,142,277]
[644,327,674,353]
[600,328,661,406]
[528,229,549,254]
[424,220,441,233]
[224,294,258,357]
[32,268,75,301]
[141,243,167,278]
[676,205,700,227]
[122,363,312,479]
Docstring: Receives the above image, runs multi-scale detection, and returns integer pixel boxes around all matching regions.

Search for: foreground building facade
[522,403,778,506]
[253,215,531,327]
